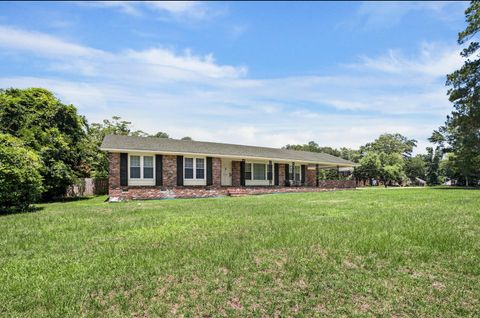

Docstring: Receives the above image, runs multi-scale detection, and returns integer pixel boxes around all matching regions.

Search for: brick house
[100,135,356,200]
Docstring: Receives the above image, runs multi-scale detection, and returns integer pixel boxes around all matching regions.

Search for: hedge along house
[100,135,357,200]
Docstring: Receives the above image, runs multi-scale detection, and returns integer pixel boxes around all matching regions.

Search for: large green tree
[361,133,417,158]
[431,1,480,185]
[405,155,427,181]
[0,88,88,199]
[0,133,43,211]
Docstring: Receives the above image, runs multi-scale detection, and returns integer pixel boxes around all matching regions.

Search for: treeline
[284,133,455,186]
[0,88,190,211]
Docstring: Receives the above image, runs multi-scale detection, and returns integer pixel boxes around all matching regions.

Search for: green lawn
[1,188,479,317]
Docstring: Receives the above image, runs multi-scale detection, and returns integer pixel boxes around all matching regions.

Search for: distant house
[100,135,356,200]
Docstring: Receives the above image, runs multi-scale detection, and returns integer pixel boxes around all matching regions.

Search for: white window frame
[253,163,267,181]
[294,165,301,181]
[128,154,155,186]
[245,161,273,186]
[184,156,206,186]
[245,163,252,180]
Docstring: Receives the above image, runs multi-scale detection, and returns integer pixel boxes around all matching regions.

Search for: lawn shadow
[0,205,44,217]
[43,196,93,203]
[431,186,480,190]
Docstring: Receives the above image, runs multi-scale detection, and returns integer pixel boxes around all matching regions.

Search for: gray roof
[101,135,355,166]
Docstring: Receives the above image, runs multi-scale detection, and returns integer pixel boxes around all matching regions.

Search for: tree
[181,136,193,141]
[0,88,88,199]
[153,131,169,138]
[431,2,480,186]
[381,164,406,186]
[405,155,427,181]
[0,134,43,211]
[284,141,359,162]
[423,147,443,185]
[440,153,460,183]
[361,133,417,158]
[354,152,382,184]
[377,152,406,186]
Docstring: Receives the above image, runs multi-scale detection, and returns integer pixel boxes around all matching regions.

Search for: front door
[221,159,232,186]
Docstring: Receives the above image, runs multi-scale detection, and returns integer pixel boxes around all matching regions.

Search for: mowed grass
[0,188,479,317]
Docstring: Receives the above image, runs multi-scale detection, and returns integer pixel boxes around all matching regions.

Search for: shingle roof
[100,135,355,166]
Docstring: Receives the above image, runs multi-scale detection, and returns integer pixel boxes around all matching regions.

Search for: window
[143,156,154,179]
[130,156,141,179]
[129,155,155,180]
[184,158,194,179]
[289,164,294,180]
[253,163,266,180]
[294,165,301,181]
[184,157,205,180]
[245,163,252,180]
[196,158,205,179]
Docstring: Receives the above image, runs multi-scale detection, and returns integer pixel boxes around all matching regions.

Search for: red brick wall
[212,157,221,186]
[306,166,317,186]
[108,152,120,189]
[232,161,241,186]
[163,155,177,187]
[108,185,356,201]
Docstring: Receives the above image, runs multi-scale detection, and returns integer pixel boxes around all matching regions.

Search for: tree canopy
[0,133,43,211]
[0,88,88,199]
[431,1,480,185]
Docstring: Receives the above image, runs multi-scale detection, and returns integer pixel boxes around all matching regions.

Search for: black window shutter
[155,154,163,186]
[120,153,128,187]
[267,161,273,182]
[176,156,183,186]
[284,164,289,186]
[301,165,306,185]
[316,164,319,187]
[240,161,245,186]
[206,157,213,186]
[274,163,279,186]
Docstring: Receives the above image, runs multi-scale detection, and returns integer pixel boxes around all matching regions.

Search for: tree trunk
[465,175,469,187]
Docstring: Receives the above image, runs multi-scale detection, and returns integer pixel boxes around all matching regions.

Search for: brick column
[212,157,222,187]
[232,161,241,187]
[306,166,316,186]
[108,152,120,190]
[278,163,286,186]
[163,155,177,187]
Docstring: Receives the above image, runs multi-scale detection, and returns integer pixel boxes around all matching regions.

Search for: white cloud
[0,25,246,81]
[0,25,104,58]
[0,25,463,152]
[86,1,142,16]
[342,1,468,30]
[354,43,462,77]
[83,1,215,20]
[146,1,207,19]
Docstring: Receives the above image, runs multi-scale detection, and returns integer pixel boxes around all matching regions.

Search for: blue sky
[0,1,470,152]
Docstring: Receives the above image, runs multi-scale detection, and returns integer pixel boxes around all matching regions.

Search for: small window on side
[184,158,194,179]
[143,156,154,179]
[130,156,141,179]
[245,163,252,180]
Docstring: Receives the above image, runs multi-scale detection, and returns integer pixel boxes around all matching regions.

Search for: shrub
[0,133,43,211]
